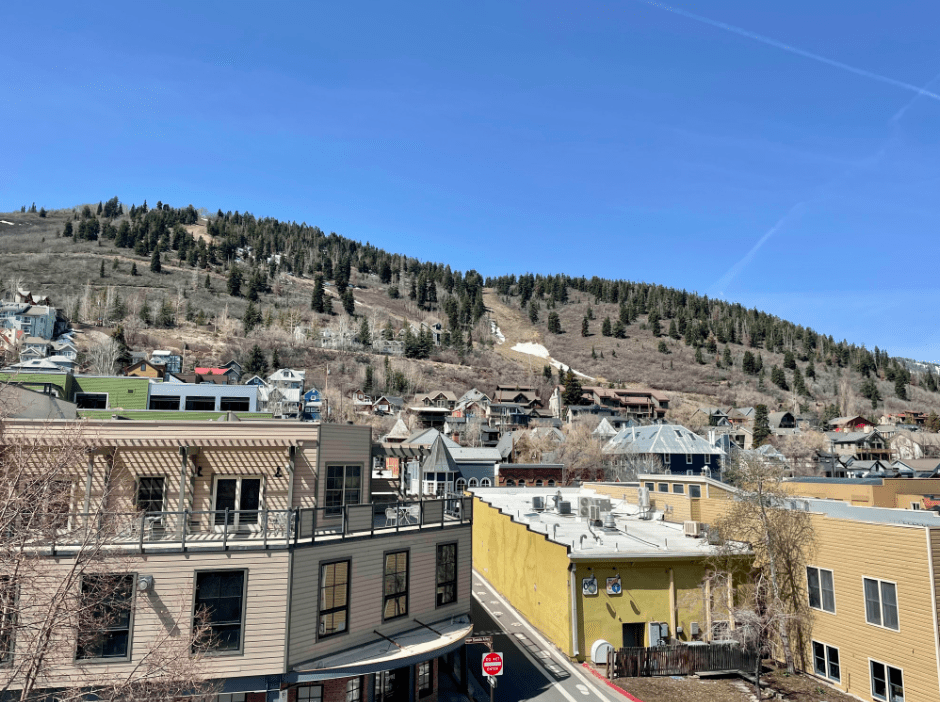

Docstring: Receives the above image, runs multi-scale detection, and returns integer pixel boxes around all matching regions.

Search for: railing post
[311,507,317,544]
[396,501,401,534]
[139,511,146,553]
[262,508,268,549]
[441,499,445,529]
[343,505,348,539]
[182,510,188,551]
[223,509,229,550]
[290,508,297,547]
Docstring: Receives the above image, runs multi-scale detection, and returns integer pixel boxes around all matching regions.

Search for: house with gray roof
[604,423,725,477]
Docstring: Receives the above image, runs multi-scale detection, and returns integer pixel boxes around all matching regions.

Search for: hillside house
[694,407,731,426]
[827,430,891,462]
[604,424,725,477]
[493,384,542,410]
[769,411,797,431]
[371,395,405,415]
[124,359,167,379]
[0,302,58,339]
[829,415,874,432]
[150,349,182,374]
[268,367,306,390]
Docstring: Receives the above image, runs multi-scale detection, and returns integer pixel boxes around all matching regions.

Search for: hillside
[2,200,938,426]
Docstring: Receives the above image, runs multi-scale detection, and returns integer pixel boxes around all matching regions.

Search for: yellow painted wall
[472,498,573,655]
[805,515,940,702]
[586,480,736,526]
[574,560,715,652]
[781,478,940,509]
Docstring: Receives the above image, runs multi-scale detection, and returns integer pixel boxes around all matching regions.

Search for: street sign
[488,675,497,687]
[482,651,504,676]
[466,635,493,646]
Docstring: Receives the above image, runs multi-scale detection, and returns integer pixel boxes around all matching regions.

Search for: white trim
[868,657,905,702]
[927,529,940,700]
[211,475,265,532]
[810,639,841,682]
[806,565,836,614]
[862,576,900,631]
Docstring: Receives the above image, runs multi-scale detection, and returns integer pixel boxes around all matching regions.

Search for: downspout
[569,564,580,658]
[926,529,940,700]
[668,568,676,640]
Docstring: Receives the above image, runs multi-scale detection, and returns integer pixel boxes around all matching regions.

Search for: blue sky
[2,1,939,359]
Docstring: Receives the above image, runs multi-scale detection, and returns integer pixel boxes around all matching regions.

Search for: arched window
[536,480,544,487]
[518,480,526,488]
[547,480,556,487]
[481,478,491,487]
[506,480,515,487]
[456,478,467,492]
[468,478,478,488]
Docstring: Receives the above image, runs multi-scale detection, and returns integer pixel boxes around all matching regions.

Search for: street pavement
[467,570,620,702]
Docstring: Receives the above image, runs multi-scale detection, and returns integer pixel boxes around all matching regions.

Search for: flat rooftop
[788,497,940,528]
[471,487,726,561]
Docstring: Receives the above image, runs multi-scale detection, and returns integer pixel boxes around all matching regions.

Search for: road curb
[580,664,645,702]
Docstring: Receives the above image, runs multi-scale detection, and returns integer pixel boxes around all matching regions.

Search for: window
[506,480,515,487]
[318,560,349,638]
[686,454,693,464]
[644,482,654,491]
[136,477,165,515]
[417,660,432,696]
[345,678,361,702]
[75,392,108,409]
[217,694,248,702]
[689,485,701,498]
[77,574,134,659]
[0,577,15,664]
[806,567,835,613]
[870,660,904,701]
[193,570,246,653]
[219,397,250,412]
[657,483,668,493]
[672,484,685,494]
[213,477,262,528]
[535,479,543,486]
[148,395,181,410]
[185,395,216,411]
[325,465,361,517]
[455,478,467,492]
[297,687,323,701]
[864,578,899,630]
[436,543,457,607]
[467,478,478,488]
[812,641,840,682]
[547,480,555,487]
[663,454,671,465]
[704,454,711,464]
[383,551,409,620]
[911,502,921,510]
[21,480,72,531]
[518,480,526,487]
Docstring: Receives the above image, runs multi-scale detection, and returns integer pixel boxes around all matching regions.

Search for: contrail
[638,1,940,102]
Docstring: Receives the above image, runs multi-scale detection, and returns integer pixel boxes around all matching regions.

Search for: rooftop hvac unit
[588,505,601,523]
[578,496,592,517]
[637,487,651,511]
[683,521,703,538]
[602,513,617,530]
[558,501,572,515]
[706,525,721,545]
[532,496,545,511]
[592,498,612,512]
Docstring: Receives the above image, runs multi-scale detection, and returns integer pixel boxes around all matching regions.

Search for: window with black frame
[325,465,361,517]
[436,543,457,607]
[193,571,245,653]
[76,574,134,659]
[136,477,165,515]
[318,560,349,638]
[383,551,408,620]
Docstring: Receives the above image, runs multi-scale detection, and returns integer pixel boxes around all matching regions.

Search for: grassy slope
[1,207,935,419]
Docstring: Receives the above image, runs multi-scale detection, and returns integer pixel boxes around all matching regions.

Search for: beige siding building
[1,419,473,702]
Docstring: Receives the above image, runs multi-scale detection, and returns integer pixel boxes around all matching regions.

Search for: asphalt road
[468,570,618,702]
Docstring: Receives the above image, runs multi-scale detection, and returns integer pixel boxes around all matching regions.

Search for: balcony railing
[21,496,472,555]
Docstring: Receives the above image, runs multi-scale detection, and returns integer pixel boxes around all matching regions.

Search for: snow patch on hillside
[490,321,506,344]
[510,342,595,381]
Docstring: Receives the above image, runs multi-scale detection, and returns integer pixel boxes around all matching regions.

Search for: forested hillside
[2,198,938,425]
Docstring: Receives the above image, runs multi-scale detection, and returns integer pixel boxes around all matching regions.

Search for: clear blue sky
[3,1,939,360]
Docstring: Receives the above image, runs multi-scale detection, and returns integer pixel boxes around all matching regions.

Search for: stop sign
[482,651,504,676]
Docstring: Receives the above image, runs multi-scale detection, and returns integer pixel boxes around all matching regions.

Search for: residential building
[603,424,725,477]
[268,368,306,391]
[485,402,530,431]
[150,349,183,374]
[1,419,473,702]
[125,358,167,378]
[496,463,569,487]
[780,475,940,510]
[147,380,259,413]
[826,430,891,462]
[829,415,875,432]
[493,384,542,411]
[0,302,58,339]
[302,388,323,421]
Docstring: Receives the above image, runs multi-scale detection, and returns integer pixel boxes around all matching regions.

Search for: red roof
[194,367,231,375]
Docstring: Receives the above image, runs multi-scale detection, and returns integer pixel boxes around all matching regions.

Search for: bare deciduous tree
[84,336,121,376]
[606,451,664,482]
[0,415,216,701]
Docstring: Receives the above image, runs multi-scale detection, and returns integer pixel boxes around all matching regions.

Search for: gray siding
[288,526,472,667]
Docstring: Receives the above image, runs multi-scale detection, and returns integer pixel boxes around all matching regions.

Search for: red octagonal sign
[482,651,504,676]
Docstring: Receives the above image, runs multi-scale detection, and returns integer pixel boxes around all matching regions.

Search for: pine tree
[895,377,908,400]
[271,348,281,370]
[131,262,138,276]
[927,411,940,433]
[62,221,73,238]
[613,321,626,339]
[601,317,612,337]
[227,265,243,297]
[547,312,561,334]
[648,309,661,337]
[311,275,325,313]
[723,346,733,368]
[668,319,679,340]
[695,347,705,364]
[771,365,789,390]
[357,318,372,346]
[342,289,355,316]
[244,344,268,376]
[528,300,539,324]
[364,365,374,395]
[150,249,161,273]
[806,360,816,379]
[99,260,105,278]
[660,341,672,355]
[543,365,553,381]
[783,350,796,370]
[204,273,211,289]
[243,301,261,335]
[139,300,152,326]
[581,317,589,337]
[742,350,756,375]
[753,405,770,447]
[157,298,175,327]
[562,369,583,406]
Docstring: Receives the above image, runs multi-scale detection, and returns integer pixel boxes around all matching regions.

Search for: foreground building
[1,419,473,701]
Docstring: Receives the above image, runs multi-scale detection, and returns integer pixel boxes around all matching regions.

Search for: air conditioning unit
[588,505,601,523]
[592,498,612,512]
[578,496,592,517]
[532,496,545,511]
[637,487,651,511]
[705,525,721,544]
[683,521,703,537]
[558,501,571,515]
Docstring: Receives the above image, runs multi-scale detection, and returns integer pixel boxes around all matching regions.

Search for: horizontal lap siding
[292,445,319,509]
[34,551,290,687]
[316,424,372,508]
[288,526,472,667]
[808,517,940,702]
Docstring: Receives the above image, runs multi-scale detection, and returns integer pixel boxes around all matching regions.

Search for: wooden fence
[607,643,758,679]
